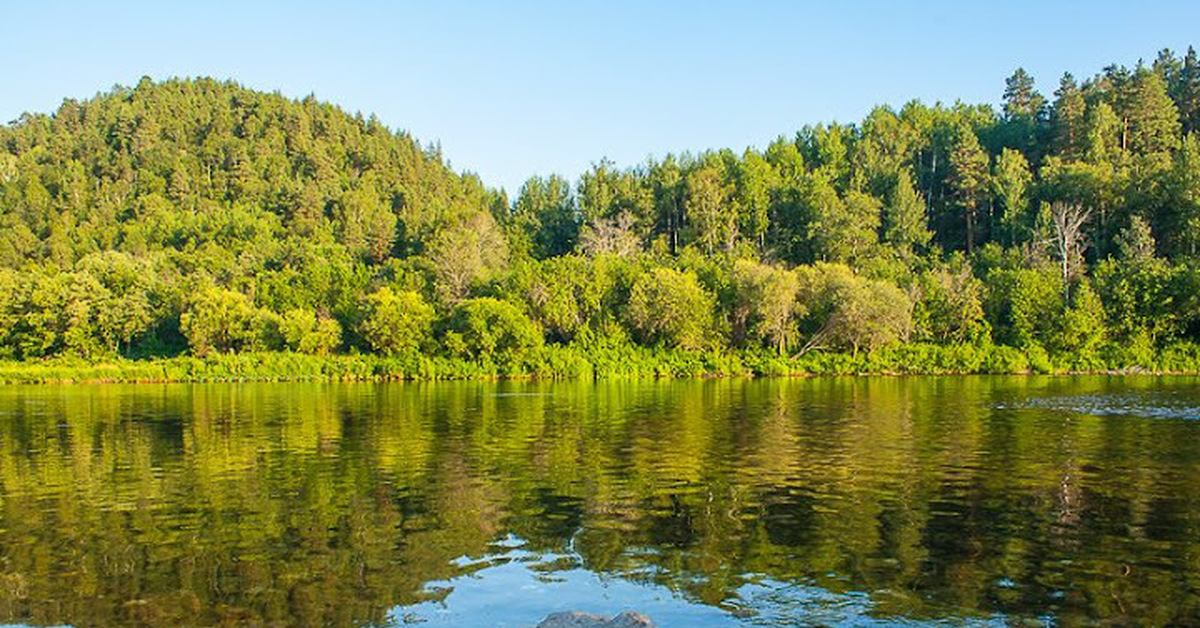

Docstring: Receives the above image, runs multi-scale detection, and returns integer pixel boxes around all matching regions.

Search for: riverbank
[2,341,1199,384]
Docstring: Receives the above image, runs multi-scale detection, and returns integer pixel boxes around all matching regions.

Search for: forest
[2,46,1200,380]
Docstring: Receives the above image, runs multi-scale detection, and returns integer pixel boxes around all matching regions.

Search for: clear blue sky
[3,1,1198,194]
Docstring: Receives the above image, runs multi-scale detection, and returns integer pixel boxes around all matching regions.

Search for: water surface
[1,376,1198,627]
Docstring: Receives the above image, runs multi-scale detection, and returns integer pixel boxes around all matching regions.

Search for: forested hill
[0,78,509,359]
[0,77,503,266]
[2,48,1200,377]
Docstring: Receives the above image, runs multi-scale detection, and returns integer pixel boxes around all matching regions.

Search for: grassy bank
[2,340,1200,384]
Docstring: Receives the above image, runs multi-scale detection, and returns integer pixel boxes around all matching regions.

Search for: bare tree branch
[1050,202,1092,306]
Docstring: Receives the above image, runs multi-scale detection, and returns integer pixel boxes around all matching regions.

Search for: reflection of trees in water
[0,378,1197,627]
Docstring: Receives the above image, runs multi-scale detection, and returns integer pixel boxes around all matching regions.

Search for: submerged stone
[535,610,656,628]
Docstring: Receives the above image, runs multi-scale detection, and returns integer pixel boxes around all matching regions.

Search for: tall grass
[1,340,1198,384]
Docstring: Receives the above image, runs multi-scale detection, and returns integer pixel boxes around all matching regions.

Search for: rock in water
[535,611,656,628]
[608,613,655,628]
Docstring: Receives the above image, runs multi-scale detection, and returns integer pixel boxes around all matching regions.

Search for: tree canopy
[4,49,1200,374]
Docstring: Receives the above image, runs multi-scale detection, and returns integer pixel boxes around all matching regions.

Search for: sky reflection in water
[393,535,1016,627]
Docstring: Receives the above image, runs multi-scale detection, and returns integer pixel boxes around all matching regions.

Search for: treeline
[2,48,1200,377]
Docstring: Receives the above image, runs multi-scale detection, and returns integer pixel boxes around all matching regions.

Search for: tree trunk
[966,206,975,254]
[1062,254,1071,307]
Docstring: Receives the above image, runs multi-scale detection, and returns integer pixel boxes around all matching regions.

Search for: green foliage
[1052,280,1107,359]
[913,258,988,344]
[510,174,578,258]
[985,267,1063,348]
[1094,257,1179,342]
[1115,215,1158,260]
[1167,133,1200,256]
[358,287,434,356]
[281,309,343,355]
[732,260,800,354]
[883,171,931,256]
[948,123,990,252]
[683,162,735,253]
[337,187,397,263]
[983,345,1031,374]
[17,270,111,358]
[797,263,913,356]
[803,177,880,264]
[180,286,278,356]
[1,51,1200,378]
[735,149,775,251]
[627,267,718,350]
[992,148,1032,244]
[1053,73,1087,158]
[1126,68,1182,155]
[507,255,621,343]
[444,297,543,366]
[428,212,509,304]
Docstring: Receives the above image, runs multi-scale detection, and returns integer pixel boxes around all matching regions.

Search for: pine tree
[1153,48,1183,86]
[1126,68,1182,155]
[1004,68,1047,120]
[1002,68,1047,158]
[948,125,989,253]
[578,159,618,224]
[1179,47,1200,134]
[1052,73,1087,158]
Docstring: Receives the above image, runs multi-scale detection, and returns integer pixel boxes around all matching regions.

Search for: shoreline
[0,349,1196,385]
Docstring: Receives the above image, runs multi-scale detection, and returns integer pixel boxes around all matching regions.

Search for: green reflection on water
[0,377,1198,627]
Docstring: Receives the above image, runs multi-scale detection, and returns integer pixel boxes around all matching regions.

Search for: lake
[1,376,1198,627]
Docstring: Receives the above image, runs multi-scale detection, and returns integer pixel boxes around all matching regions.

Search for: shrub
[627,267,718,350]
[358,288,435,356]
[445,298,543,365]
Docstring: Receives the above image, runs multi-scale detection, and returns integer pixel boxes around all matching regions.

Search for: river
[0,376,1198,627]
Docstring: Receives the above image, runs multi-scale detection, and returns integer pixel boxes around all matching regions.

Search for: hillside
[1,48,1200,377]
[0,77,508,359]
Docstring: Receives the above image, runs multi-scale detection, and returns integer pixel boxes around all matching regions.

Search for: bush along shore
[5,50,1200,379]
[2,340,1199,384]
